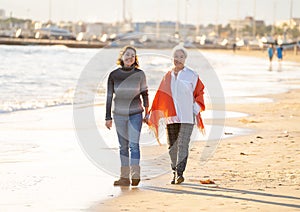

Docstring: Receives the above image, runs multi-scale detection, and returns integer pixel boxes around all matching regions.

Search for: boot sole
[114,183,130,186]
[131,179,140,186]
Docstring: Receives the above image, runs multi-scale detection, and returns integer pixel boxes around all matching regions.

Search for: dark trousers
[167,123,194,176]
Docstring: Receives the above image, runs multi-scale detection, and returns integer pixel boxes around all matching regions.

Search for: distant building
[72,21,86,35]
[276,18,300,29]
[86,23,104,36]
[134,21,196,41]
[229,16,264,31]
[136,21,176,35]
[57,21,74,33]
[0,9,5,19]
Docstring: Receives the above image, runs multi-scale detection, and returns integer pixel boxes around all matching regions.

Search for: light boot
[114,166,130,186]
[130,165,141,186]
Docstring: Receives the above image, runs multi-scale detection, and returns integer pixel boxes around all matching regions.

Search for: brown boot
[114,166,130,186]
[113,177,130,186]
[131,165,141,186]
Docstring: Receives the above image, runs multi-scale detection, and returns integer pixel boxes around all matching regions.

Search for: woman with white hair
[147,45,205,184]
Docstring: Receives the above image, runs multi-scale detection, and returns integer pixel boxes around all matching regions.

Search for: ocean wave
[0,87,107,114]
[0,98,73,114]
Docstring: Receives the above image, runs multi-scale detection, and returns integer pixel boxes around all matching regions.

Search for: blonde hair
[116,45,139,68]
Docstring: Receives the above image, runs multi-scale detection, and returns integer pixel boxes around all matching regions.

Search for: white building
[276,18,300,29]
[229,16,264,31]
[0,9,5,19]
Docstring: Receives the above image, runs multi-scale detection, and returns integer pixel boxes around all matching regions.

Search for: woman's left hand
[143,113,150,124]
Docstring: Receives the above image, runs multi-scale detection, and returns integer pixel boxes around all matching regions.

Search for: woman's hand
[143,113,150,125]
[105,120,112,130]
[143,107,150,125]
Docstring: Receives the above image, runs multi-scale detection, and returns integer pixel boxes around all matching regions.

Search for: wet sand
[202,48,300,63]
[94,66,300,211]
[0,106,122,211]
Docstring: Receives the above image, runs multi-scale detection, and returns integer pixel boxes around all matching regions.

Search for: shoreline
[93,87,300,211]
[1,38,299,63]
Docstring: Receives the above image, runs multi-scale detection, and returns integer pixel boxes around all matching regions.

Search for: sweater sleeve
[140,71,149,107]
[141,90,149,108]
[105,72,114,120]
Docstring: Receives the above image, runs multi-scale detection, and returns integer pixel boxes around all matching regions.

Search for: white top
[170,67,202,124]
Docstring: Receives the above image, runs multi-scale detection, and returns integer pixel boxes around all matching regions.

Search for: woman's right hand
[105,120,112,130]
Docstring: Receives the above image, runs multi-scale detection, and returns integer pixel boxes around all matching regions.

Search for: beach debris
[224,132,233,135]
[200,179,215,184]
[265,186,276,189]
[239,118,260,124]
[256,136,263,139]
[240,152,247,155]
[277,134,289,138]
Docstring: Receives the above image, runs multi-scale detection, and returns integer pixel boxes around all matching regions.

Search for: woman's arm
[105,73,114,129]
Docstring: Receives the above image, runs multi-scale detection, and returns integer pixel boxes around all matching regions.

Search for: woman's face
[173,50,186,69]
[122,48,136,67]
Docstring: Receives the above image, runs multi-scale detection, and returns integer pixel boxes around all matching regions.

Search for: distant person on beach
[276,45,283,62]
[267,44,274,62]
[276,45,284,71]
[147,45,205,185]
[232,43,237,52]
[105,45,149,186]
[267,44,274,71]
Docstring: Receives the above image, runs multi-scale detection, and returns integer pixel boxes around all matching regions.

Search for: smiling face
[173,49,186,70]
[122,48,136,67]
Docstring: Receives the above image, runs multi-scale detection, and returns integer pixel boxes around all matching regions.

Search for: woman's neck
[173,66,184,75]
[122,65,134,71]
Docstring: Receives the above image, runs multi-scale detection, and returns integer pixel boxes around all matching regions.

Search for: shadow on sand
[143,183,300,209]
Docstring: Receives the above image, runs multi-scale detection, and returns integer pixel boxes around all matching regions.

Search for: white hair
[172,44,188,58]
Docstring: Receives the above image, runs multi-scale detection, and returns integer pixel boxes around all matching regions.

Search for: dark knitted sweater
[105,67,149,120]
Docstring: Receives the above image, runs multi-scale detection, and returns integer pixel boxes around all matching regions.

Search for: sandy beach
[94,51,300,211]
[95,88,300,212]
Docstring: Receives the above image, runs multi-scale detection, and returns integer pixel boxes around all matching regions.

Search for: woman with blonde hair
[105,45,149,186]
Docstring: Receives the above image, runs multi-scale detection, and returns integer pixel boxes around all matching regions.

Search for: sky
[1,0,300,26]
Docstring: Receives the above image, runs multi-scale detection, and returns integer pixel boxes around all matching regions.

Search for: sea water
[1,45,300,113]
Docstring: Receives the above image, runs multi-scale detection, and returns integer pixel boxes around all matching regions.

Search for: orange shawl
[148,71,205,145]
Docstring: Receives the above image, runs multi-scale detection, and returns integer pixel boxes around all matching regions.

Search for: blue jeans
[113,113,143,166]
